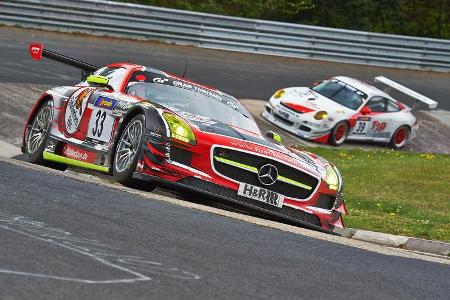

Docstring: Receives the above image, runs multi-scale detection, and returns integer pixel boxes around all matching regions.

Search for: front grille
[274,113,294,126]
[299,124,312,132]
[212,147,319,199]
[178,177,321,227]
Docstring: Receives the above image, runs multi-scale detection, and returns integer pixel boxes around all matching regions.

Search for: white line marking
[0,211,200,283]
[0,224,151,284]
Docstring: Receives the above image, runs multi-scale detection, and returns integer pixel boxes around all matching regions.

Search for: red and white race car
[262,76,438,149]
[22,43,347,233]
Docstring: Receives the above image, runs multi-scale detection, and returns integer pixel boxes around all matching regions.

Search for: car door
[348,96,392,141]
[363,96,393,141]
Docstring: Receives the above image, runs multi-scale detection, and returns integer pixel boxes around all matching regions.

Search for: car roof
[334,76,393,100]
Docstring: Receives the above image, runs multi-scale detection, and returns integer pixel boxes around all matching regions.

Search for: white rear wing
[374,76,438,109]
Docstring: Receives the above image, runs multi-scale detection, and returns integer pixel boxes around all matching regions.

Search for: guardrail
[1,0,450,71]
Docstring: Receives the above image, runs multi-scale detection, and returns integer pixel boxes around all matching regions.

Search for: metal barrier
[1,0,450,71]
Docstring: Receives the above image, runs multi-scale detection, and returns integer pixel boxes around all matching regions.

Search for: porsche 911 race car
[262,76,438,149]
[22,43,347,232]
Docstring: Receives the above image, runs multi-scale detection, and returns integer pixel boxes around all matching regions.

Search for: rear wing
[374,76,438,109]
[29,43,98,73]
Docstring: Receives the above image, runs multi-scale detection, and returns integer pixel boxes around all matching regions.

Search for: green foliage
[116,0,450,39]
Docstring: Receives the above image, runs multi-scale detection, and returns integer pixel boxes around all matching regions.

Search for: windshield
[126,82,260,134]
[312,79,367,110]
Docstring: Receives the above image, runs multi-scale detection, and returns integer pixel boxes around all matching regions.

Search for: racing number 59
[92,110,106,137]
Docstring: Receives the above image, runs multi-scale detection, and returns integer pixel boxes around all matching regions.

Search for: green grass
[302,147,450,242]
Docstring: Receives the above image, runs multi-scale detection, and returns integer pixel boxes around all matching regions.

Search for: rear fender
[21,93,53,152]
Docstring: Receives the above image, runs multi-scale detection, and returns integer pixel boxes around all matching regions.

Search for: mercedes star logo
[258,164,278,185]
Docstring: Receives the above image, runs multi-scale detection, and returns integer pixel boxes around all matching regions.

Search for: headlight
[273,89,285,99]
[325,165,339,191]
[314,111,328,120]
[162,112,196,145]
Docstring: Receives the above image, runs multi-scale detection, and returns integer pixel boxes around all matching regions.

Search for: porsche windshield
[312,79,367,110]
[126,82,260,133]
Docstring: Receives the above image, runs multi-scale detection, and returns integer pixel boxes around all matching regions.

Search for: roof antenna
[182,62,189,78]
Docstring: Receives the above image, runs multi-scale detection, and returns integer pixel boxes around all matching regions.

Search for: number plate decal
[87,107,115,142]
[237,183,284,208]
[353,116,371,135]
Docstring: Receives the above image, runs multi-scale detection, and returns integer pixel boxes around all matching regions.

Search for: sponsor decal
[47,140,56,152]
[238,183,284,208]
[173,80,223,101]
[64,87,95,135]
[115,100,133,111]
[358,116,371,121]
[372,131,391,138]
[371,121,387,132]
[153,77,169,84]
[229,141,304,169]
[94,96,117,110]
[62,144,96,163]
[145,129,163,140]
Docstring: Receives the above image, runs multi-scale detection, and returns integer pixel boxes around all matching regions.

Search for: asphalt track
[0,160,449,299]
[1,27,450,110]
[1,26,450,299]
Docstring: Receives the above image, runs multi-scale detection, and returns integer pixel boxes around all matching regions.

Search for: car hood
[279,87,355,116]
[169,108,326,178]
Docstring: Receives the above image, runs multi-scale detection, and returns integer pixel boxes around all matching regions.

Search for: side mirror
[87,75,114,91]
[360,106,372,115]
[266,131,282,143]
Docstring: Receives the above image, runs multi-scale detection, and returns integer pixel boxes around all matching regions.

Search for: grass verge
[303,147,450,242]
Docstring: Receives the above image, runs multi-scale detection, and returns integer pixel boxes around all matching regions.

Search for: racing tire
[328,121,349,146]
[113,114,155,190]
[24,100,52,163]
[389,126,410,150]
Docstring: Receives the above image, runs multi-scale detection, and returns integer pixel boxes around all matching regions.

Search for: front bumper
[262,105,330,141]
[133,171,340,235]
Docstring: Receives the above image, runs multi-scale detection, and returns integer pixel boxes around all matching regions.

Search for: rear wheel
[328,121,348,146]
[113,114,155,190]
[24,100,52,163]
[389,126,410,150]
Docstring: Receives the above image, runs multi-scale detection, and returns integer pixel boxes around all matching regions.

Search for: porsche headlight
[325,165,339,191]
[273,89,285,99]
[162,113,196,145]
[314,111,328,120]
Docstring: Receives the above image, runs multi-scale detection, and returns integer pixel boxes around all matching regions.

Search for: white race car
[262,76,438,149]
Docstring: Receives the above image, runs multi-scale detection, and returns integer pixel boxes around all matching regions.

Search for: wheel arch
[328,119,350,145]
[22,93,54,152]
[390,123,411,139]
[109,103,166,172]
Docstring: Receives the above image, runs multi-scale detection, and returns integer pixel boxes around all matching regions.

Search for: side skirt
[43,151,109,173]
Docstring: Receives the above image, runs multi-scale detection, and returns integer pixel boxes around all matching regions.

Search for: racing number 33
[87,107,114,143]
[92,110,106,137]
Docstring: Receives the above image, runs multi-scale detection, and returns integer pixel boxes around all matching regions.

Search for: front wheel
[389,126,410,150]
[112,114,155,191]
[24,100,52,163]
[328,121,349,146]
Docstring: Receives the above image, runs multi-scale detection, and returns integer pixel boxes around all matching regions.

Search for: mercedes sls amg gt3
[23,43,346,232]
